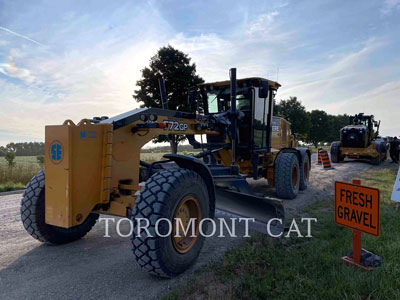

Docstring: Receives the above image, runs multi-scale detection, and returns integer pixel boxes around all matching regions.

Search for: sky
[0,0,400,146]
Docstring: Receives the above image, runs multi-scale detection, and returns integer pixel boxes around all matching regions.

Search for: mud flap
[214,187,285,237]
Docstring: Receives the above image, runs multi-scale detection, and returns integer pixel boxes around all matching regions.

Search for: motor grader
[21,68,311,278]
[330,113,387,165]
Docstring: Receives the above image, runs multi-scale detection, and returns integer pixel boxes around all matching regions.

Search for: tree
[274,97,311,141]
[0,142,44,156]
[5,151,16,167]
[0,146,6,156]
[307,110,329,148]
[326,114,349,142]
[133,45,204,153]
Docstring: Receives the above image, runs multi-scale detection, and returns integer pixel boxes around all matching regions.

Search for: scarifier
[21,68,311,277]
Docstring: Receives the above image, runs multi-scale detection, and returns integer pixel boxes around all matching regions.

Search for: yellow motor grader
[21,68,311,277]
[330,113,387,165]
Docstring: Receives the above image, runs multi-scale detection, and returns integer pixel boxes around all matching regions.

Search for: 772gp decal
[163,120,189,131]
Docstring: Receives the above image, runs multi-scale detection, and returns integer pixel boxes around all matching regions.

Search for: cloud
[323,80,400,137]
[247,11,279,36]
[381,0,400,15]
[0,26,45,47]
[0,39,164,143]
[0,7,173,146]
[0,57,36,84]
[274,35,400,137]
[169,8,293,83]
[0,0,399,146]
[278,37,385,106]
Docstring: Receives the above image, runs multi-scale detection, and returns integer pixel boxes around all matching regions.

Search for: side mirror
[258,80,269,98]
[187,90,197,109]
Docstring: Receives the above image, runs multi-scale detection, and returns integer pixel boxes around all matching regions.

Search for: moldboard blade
[214,187,285,237]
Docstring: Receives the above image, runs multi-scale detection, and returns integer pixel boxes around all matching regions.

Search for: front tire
[20,170,99,244]
[131,168,209,278]
[274,153,300,199]
[330,141,343,163]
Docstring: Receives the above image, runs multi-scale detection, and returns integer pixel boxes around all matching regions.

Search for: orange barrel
[316,148,322,165]
[320,150,334,170]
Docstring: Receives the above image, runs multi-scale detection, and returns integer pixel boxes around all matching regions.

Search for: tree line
[274,97,348,147]
[0,142,45,156]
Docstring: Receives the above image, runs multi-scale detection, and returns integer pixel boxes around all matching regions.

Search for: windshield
[206,88,251,114]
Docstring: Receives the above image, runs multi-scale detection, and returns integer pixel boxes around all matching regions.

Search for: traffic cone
[316,148,322,165]
[320,150,334,170]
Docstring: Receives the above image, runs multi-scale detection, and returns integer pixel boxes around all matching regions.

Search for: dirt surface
[0,154,389,300]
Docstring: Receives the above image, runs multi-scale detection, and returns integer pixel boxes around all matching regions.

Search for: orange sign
[335,181,380,236]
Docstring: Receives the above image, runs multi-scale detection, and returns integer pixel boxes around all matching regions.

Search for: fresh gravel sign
[335,181,380,236]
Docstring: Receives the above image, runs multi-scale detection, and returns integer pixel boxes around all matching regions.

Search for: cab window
[206,88,251,114]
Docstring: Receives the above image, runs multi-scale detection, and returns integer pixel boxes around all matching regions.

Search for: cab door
[252,87,268,150]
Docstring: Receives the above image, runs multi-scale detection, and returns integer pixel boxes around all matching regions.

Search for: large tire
[20,170,99,244]
[131,168,209,278]
[371,155,380,165]
[274,153,300,199]
[330,141,342,163]
[375,142,387,162]
[299,153,310,191]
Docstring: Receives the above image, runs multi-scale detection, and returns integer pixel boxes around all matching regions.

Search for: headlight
[149,114,158,122]
[139,114,148,121]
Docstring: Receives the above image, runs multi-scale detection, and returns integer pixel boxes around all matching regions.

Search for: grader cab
[21,68,311,278]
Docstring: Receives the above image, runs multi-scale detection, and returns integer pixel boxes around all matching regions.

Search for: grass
[0,156,42,191]
[0,181,26,192]
[362,163,399,205]
[163,165,400,300]
[0,156,38,166]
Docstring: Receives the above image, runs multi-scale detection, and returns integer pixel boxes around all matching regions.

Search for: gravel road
[0,154,387,300]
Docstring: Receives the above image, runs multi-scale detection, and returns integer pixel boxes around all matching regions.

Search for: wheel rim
[292,164,299,189]
[172,194,202,254]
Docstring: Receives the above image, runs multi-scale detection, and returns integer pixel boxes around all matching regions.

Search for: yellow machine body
[45,110,212,228]
[45,120,113,227]
[340,143,381,159]
[271,117,294,150]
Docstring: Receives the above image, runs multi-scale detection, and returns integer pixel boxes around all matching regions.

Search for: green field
[0,156,38,166]
[0,151,200,192]
[163,165,400,300]
[0,156,42,192]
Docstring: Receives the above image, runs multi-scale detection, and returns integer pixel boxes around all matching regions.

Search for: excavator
[20,68,311,278]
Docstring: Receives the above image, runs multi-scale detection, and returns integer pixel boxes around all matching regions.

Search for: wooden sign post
[335,179,381,269]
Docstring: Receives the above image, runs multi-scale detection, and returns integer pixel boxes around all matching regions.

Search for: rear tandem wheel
[274,153,300,199]
[299,153,310,191]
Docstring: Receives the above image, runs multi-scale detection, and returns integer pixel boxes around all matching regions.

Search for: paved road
[0,154,380,300]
